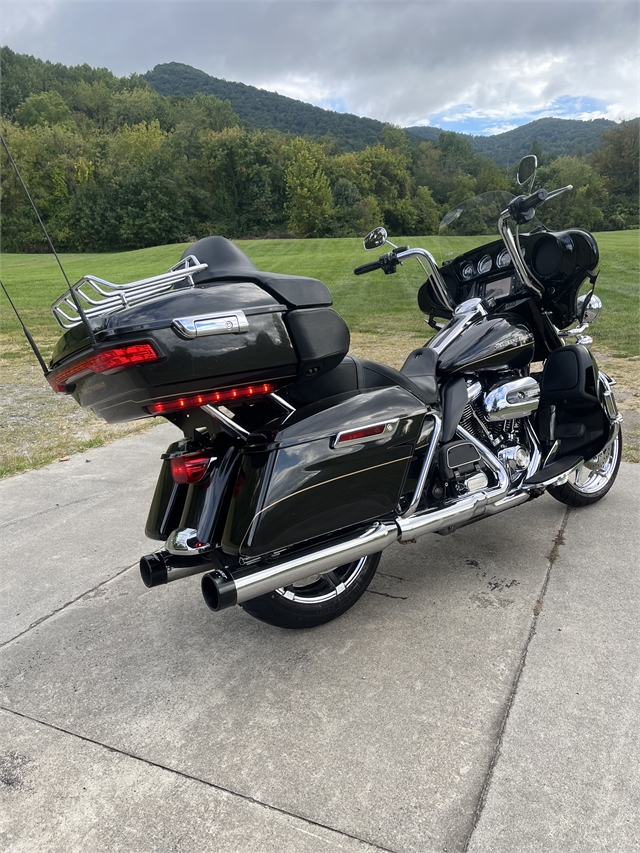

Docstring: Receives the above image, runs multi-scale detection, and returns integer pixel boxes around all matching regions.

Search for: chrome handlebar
[395,246,456,313]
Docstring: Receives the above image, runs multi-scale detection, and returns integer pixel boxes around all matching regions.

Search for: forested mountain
[143,62,387,151]
[1,48,637,253]
[407,117,618,166]
[144,62,622,164]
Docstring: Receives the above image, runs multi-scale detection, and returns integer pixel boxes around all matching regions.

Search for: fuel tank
[437,313,535,375]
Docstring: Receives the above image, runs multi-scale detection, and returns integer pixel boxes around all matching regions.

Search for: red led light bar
[48,343,160,393]
[146,383,275,415]
[336,424,387,444]
[170,453,212,485]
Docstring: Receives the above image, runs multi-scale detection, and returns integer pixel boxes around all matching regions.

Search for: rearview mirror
[517,155,537,191]
[363,227,388,250]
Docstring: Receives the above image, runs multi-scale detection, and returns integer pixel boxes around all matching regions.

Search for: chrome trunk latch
[172,311,250,339]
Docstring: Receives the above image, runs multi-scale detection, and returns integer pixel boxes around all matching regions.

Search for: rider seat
[285,348,438,408]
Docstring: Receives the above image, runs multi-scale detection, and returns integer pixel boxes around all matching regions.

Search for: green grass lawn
[1,231,637,360]
[0,231,638,476]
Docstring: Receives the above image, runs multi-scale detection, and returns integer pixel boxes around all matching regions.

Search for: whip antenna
[0,133,97,347]
[0,278,49,375]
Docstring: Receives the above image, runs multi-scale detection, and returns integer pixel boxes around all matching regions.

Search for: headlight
[577,293,602,324]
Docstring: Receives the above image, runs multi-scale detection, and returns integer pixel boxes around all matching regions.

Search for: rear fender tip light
[146,383,275,415]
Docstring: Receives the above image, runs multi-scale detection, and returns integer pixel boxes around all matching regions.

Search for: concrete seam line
[0,491,106,530]
[0,562,138,650]
[461,506,572,852]
[0,706,399,853]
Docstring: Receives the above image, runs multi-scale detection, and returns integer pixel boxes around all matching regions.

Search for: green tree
[537,156,608,231]
[14,91,72,127]
[591,120,639,228]
[284,137,335,237]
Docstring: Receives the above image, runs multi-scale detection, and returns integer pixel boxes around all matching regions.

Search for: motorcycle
[46,155,622,628]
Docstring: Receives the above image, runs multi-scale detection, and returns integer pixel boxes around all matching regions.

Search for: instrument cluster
[459,246,513,281]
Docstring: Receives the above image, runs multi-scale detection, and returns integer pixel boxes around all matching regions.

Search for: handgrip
[509,189,549,224]
[520,188,548,212]
[353,259,382,275]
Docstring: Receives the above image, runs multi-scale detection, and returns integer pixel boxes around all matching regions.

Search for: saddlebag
[221,386,433,558]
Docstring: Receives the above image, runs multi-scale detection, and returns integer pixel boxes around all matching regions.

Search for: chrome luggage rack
[51,254,208,330]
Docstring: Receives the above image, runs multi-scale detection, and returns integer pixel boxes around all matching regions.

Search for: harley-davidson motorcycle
[46,155,622,628]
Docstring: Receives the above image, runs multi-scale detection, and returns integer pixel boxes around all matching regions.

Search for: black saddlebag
[221,386,433,558]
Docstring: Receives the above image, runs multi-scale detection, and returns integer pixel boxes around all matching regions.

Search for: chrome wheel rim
[570,427,621,494]
[274,556,369,605]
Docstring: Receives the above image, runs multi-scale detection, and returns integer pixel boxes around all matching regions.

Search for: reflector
[337,424,387,444]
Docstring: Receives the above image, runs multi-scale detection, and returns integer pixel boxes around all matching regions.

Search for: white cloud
[1,0,637,129]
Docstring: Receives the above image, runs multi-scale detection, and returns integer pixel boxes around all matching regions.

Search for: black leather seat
[285,349,439,408]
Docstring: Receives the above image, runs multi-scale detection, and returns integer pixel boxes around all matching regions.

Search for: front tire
[241,552,381,629]
[548,425,622,507]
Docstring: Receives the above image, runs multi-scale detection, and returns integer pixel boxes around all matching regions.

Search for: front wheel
[548,425,622,507]
[241,552,381,629]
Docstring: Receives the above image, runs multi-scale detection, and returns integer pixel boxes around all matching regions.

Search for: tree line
[1,48,637,253]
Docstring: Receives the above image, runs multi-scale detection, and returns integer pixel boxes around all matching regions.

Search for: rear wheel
[241,552,381,629]
[548,426,622,507]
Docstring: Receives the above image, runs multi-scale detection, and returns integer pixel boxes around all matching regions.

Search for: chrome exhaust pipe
[140,551,214,588]
[201,521,399,611]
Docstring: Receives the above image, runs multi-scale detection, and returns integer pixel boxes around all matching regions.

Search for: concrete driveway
[1,423,638,853]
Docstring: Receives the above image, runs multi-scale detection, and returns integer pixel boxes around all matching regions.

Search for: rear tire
[548,426,622,507]
[241,552,381,629]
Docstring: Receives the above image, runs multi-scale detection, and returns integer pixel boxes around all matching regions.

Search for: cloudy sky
[2,0,638,135]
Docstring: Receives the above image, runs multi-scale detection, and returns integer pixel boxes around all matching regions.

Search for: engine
[460,374,540,483]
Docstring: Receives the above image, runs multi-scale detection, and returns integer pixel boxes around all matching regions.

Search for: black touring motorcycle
[47,156,622,628]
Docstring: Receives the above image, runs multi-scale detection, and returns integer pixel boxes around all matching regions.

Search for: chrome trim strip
[428,302,487,357]
[202,404,250,438]
[172,310,250,339]
[270,393,296,414]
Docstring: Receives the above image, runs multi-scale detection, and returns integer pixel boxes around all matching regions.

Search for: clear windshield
[438,191,542,265]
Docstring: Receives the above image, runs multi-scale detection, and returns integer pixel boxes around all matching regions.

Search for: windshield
[438,191,542,265]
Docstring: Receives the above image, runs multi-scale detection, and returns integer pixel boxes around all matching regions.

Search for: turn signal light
[48,343,160,393]
[170,453,212,484]
[146,383,275,415]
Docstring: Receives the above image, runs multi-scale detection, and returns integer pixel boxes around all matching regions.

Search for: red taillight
[336,424,387,444]
[170,453,212,485]
[146,383,275,415]
[48,343,160,393]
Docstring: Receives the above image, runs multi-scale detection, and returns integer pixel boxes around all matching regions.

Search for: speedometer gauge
[478,255,493,275]
[496,249,511,268]
[461,263,474,280]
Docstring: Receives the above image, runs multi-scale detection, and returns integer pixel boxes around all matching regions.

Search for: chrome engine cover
[484,376,540,422]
